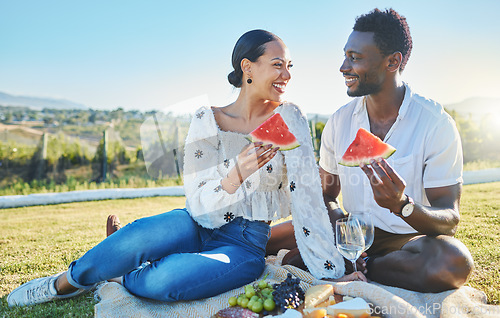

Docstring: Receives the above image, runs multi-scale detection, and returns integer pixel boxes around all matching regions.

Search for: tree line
[0,105,498,195]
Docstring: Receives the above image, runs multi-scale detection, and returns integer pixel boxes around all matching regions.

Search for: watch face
[402,203,414,217]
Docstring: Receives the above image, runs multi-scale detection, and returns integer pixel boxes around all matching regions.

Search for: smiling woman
[7,29,358,309]
[227,29,293,107]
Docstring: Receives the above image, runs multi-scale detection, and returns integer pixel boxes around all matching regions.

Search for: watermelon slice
[339,128,396,167]
[246,113,300,151]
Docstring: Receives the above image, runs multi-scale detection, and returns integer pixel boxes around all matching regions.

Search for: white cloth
[95,252,500,318]
[319,83,463,234]
[183,102,344,279]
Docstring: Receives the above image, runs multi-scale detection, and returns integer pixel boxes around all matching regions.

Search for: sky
[1,0,500,116]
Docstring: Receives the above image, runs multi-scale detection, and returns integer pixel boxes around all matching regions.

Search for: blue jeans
[66,209,270,301]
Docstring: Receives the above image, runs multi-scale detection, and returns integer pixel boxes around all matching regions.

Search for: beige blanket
[94,253,499,318]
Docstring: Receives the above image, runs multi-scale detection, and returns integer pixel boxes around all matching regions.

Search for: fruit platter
[213,273,378,318]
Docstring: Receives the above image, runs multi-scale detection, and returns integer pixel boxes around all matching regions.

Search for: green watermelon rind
[338,146,396,167]
[245,136,300,151]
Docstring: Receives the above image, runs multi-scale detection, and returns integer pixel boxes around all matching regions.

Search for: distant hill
[0,91,88,110]
[444,97,500,118]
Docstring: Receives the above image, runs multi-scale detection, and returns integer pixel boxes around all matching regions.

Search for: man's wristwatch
[400,195,415,218]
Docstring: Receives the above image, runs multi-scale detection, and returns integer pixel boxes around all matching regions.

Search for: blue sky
[1,0,499,115]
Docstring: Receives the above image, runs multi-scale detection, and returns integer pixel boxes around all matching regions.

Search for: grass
[454,182,500,304]
[0,196,186,317]
[0,183,499,317]
[463,160,500,171]
[0,163,183,196]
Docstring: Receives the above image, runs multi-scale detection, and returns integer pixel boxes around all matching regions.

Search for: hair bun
[227,70,242,88]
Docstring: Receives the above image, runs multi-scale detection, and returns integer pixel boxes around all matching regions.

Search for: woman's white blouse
[183,103,345,279]
[183,112,291,227]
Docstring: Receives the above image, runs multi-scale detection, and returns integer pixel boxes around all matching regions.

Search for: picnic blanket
[94,251,500,318]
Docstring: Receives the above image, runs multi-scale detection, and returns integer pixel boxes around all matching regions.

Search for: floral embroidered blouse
[183,103,345,279]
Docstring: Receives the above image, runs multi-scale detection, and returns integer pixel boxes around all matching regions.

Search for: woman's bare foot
[106,215,121,237]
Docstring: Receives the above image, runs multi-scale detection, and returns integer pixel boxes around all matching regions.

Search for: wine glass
[349,212,374,253]
[335,217,365,273]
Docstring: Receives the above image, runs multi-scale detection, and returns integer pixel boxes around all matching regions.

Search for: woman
[8,29,364,307]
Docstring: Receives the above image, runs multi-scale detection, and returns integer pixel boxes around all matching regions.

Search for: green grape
[264,298,276,311]
[240,298,249,308]
[261,288,271,296]
[251,301,263,313]
[228,296,237,307]
[247,299,255,309]
[250,295,259,302]
[258,280,268,289]
[237,294,245,306]
[245,289,255,298]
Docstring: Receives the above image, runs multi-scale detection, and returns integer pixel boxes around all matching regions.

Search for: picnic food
[339,128,396,167]
[326,297,371,317]
[219,278,377,318]
[303,308,328,318]
[247,113,300,151]
[225,273,306,315]
[229,278,276,314]
[272,273,305,311]
[304,284,334,308]
[334,314,355,318]
[214,306,259,318]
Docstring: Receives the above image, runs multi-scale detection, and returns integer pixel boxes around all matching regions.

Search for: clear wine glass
[335,217,365,272]
[349,212,374,253]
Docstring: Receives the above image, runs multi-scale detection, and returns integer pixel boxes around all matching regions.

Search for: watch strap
[392,195,410,216]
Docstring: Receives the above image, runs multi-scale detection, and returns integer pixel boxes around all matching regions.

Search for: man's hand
[360,158,407,214]
[360,157,461,235]
[344,252,368,274]
[357,252,368,274]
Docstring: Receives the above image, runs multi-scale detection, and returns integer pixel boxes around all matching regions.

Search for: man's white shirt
[319,83,463,234]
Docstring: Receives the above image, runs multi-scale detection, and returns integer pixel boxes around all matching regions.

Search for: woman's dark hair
[228,29,280,87]
[354,8,412,71]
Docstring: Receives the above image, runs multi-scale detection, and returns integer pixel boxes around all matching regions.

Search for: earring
[247,78,252,84]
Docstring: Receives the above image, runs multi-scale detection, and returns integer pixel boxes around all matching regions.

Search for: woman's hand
[222,142,279,193]
[324,271,368,282]
[236,142,279,181]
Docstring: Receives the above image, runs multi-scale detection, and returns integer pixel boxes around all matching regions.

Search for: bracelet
[234,163,244,184]
[226,174,241,188]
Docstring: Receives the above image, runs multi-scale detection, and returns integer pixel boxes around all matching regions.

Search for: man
[267,8,474,293]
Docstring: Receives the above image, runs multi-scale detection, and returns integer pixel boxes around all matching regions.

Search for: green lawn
[0,183,499,317]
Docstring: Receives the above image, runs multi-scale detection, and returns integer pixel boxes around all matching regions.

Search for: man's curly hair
[354,8,413,71]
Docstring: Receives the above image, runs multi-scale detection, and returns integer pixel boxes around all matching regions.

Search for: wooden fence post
[35,133,48,179]
[310,117,319,158]
[173,121,181,179]
[102,130,108,182]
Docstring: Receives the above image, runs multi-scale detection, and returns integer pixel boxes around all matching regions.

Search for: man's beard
[347,81,382,97]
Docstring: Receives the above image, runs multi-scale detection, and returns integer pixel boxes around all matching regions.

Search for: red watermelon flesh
[339,128,396,167]
[247,113,300,151]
